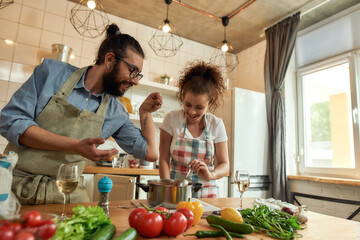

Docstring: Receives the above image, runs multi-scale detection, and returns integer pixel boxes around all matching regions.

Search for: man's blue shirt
[0,59,147,159]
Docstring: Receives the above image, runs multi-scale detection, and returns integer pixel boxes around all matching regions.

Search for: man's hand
[75,138,118,162]
[139,92,162,114]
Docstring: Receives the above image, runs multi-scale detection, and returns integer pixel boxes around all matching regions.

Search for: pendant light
[0,0,14,10]
[148,0,183,57]
[70,0,110,38]
[210,17,239,73]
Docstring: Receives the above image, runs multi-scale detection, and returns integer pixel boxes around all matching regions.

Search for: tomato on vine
[163,211,187,237]
[137,212,163,238]
[128,208,147,229]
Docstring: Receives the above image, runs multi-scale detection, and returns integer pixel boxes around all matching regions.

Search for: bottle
[97,176,113,218]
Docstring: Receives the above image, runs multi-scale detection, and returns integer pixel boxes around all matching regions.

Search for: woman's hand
[189,159,214,180]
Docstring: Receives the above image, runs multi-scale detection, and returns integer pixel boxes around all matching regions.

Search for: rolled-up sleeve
[0,60,49,146]
[112,118,147,160]
[101,100,147,160]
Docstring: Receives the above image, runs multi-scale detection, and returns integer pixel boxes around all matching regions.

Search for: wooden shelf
[135,80,178,96]
[129,113,163,124]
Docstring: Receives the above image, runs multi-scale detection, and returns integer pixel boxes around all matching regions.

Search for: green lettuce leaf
[52,205,111,240]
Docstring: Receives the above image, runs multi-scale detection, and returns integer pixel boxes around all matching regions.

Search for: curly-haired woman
[159,61,229,198]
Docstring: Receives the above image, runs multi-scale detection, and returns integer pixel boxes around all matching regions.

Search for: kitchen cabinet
[83,174,95,202]
[93,174,136,202]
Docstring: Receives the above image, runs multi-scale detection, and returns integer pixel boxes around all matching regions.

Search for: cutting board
[130,198,221,213]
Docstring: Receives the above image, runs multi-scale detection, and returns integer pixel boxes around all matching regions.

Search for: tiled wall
[0,0,219,152]
[289,179,360,222]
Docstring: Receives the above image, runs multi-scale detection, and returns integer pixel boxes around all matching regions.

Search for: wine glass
[56,163,80,220]
[234,170,250,209]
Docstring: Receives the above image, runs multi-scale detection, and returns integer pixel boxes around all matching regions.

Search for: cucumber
[206,215,254,234]
[89,224,116,240]
[113,227,137,240]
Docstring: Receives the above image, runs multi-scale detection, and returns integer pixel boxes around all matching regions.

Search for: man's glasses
[115,55,143,80]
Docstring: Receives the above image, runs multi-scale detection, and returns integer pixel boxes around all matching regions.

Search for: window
[298,51,360,177]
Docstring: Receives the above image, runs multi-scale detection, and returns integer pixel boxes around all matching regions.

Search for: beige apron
[5,67,109,205]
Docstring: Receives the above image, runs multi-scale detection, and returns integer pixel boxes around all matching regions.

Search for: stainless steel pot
[136,179,202,209]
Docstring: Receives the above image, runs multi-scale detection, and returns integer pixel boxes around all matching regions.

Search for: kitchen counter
[20,197,360,239]
[84,166,159,175]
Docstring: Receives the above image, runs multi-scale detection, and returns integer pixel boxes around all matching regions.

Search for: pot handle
[192,183,202,193]
[136,182,149,192]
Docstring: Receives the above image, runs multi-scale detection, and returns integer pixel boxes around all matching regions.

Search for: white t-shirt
[159,110,228,156]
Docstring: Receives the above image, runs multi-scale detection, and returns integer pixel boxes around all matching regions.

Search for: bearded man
[0,23,162,204]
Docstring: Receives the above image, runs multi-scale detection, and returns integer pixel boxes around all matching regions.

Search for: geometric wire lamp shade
[148,0,183,57]
[148,22,183,58]
[70,0,110,38]
[210,48,239,73]
[0,0,14,10]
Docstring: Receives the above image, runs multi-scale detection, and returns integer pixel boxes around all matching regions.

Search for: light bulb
[221,43,229,52]
[162,23,170,33]
[5,40,14,45]
[70,54,75,59]
[87,0,96,9]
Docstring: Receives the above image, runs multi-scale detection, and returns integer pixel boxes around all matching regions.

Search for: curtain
[264,12,300,201]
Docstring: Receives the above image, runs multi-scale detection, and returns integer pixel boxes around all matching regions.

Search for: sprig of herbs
[240,205,303,240]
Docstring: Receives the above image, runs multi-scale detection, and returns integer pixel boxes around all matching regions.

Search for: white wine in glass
[234,170,250,209]
[56,163,80,220]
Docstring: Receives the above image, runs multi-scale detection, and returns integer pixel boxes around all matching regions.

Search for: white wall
[235,41,266,93]
[0,0,218,152]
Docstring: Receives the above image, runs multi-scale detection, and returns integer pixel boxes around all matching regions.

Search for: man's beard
[102,64,132,97]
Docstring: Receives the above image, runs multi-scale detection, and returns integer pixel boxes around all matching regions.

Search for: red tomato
[23,211,42,227]
[137,212,163,238]
[35,220,57,239]
[155,206,168,212]
[0,220,10,227]
[155,206,169,220]
[163,211,187,236]
[0,227,15,240]
[128,208,147,229]
[177,207,194,230]
[14,231,35,240]
[7,222,23,233]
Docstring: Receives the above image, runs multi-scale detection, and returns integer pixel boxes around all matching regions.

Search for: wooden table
[20,198,360,239]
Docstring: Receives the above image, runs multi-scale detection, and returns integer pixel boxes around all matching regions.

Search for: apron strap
[56,67,88,99]
[96,93,109,115]
[181,113,213,162]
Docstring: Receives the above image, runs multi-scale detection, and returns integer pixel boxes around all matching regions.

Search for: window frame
[297,50,360,178]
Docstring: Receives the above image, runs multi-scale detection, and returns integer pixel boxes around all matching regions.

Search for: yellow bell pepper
[177,198,203,225]
[220,207,243,223]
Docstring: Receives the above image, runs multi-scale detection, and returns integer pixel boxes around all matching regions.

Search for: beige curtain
[265,12,300,201]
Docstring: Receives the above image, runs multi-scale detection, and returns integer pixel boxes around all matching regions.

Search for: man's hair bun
[106,24,120,37]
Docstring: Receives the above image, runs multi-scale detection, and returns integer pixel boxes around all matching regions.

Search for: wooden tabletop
[20,198,360,239]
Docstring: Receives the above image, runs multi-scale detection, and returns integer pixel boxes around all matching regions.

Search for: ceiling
[69,0,359,54]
